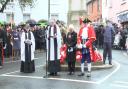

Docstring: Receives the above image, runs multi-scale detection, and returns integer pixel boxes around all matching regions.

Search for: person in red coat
[77,17,96,77]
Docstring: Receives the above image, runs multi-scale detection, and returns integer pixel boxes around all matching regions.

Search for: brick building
[86,0,102,22]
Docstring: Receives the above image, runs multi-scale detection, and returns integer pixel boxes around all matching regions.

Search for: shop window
[9,0,14,2]
[121,0,126,5]
[23,14,30,22]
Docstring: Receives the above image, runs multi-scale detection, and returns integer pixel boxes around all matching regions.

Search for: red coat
[78,24,97,62]
[0,45,4,64]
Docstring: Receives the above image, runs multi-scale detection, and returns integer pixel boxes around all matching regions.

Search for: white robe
[20,31,35,62]
[46,25,62,61]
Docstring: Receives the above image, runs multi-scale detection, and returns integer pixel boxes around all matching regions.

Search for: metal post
[11,5,13,29]
[48,0,50,21]
[44,0,50,78]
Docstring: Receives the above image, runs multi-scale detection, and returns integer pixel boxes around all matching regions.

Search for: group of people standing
[0,16,114,78]
[46,17,97,77]
[47,17,114,77]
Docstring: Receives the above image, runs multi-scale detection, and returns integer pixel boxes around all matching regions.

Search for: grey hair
[68,24,74,30]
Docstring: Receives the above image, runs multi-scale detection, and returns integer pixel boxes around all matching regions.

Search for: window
[23,14,30,22]
[92,2,93,13]
[121,0,126,5]
[9,0,14,2]
[97,0,100,12]
[51,13,59,19]
[106,0,107,6]
[109,0,112,8]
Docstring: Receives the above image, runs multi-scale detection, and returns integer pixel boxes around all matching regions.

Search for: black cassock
[47,25,61,74]
[20,32,35,73]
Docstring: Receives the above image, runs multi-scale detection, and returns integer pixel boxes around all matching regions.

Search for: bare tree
[0,0,36,12]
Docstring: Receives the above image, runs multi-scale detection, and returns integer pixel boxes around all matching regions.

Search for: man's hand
[77,44,82,49]
[3,44,7,49]
[82,44,86,48]
[24,40,32,45]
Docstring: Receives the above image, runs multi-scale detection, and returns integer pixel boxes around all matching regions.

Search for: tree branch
[0,0,10,13]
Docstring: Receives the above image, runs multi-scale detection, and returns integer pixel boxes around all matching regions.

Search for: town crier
[77,16,96,77]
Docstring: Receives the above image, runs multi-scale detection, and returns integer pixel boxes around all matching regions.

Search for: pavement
[3,49,114,71]
[1,49,125,89]
[60,61,113,71]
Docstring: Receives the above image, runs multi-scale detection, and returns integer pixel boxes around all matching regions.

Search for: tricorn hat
[79,16,91,25]
[82,18,91,23]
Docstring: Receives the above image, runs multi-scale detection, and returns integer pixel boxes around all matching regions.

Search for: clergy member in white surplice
[20,24,35,73]
[46,19,62,76]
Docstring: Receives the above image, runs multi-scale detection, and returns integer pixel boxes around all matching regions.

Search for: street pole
[11,5,13,29]
[44,0,50,78]
[48,0,50,21]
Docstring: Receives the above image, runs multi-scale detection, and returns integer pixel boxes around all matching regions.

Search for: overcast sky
[31,0,48,21]
[31,0,68,22]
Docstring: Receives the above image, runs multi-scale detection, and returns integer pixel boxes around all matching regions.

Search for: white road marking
[111,81,128,88]
[4,60,20,63]
[1,74,43,79]
[111,84,128,88]
[0,74,99,84]
[115,81,128,84]
[48,77,98,84]
[0,70,19,75]
[97,61,120,84]
[0,61,120,84]
[0,64,44,75]
[123,52,128,56]
[4,57,41,64]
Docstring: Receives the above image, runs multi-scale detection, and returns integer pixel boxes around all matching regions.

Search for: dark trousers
[0,49,3,66]
[103,42,112,64]
[67,51,76,73]
[68,61,75,73]
[0,57,2,66]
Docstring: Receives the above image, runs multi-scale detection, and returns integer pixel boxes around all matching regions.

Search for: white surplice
[46,25,62,61]
[20,31,35,62]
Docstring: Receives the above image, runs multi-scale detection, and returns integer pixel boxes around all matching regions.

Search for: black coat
[0,29,7,47]
[66,31,77,48]
[36,29,46,43]
[66,31,77,62]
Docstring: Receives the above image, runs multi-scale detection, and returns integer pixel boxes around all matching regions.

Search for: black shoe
[87,71,91,77]
[109,63,112,65]
[109,61,112,65]
[103,61,105,64]
[48,73,54,76]
[0,66,3,69]
[71,72,75,75]
[67,72,72,75]
[78,73,84,76]
[54,72,59,76]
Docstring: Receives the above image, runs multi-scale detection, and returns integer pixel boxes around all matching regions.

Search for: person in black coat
[66,24,77,75]
[0,24,7,68]
[36,26,46,50]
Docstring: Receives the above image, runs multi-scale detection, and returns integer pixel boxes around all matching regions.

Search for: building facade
[0,0,31,25]
[68,0,87,31]
[102,0,128,27]
[117,0,128,27]
[50,0,68,23]
[86,0,102,22]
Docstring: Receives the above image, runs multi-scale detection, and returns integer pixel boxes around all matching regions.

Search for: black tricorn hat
[83,18,91,23]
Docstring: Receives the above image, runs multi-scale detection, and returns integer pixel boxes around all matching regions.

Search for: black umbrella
[26,19,37,27]
[26,19,37,24]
